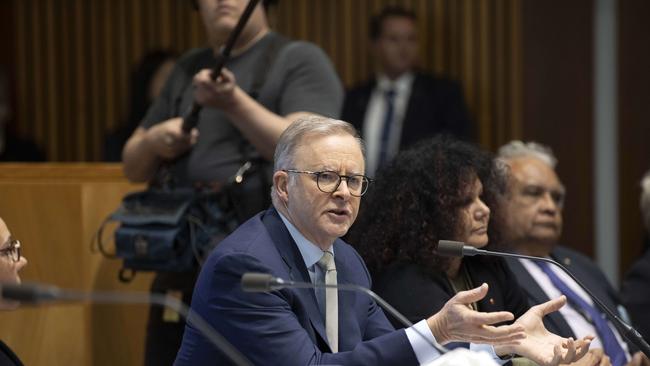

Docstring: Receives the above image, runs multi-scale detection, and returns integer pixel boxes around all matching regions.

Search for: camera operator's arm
[122,118,198,183]
[193,68,311,161]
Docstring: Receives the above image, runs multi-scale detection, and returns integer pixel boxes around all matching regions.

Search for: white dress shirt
[519,258,630,359]
[362,72,415,177]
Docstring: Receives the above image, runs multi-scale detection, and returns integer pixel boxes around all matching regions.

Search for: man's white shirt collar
[277,211,334,270]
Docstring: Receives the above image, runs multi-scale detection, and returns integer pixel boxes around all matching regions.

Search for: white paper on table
[421,348,500,366]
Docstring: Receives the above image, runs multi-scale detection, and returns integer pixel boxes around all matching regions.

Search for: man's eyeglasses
[0,238,21,262]
[283,169,372,197]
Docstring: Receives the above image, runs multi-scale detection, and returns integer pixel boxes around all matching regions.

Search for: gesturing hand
[496,296,593,366]
[147,117,198,160]
[567,348,611,366]
[193,68,238,110]
[626,352,650,366]
[427,283,526,345]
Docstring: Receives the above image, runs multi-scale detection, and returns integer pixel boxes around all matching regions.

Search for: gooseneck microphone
[1,282,252,366]
[437,240,650,358]
[241,272,449,355]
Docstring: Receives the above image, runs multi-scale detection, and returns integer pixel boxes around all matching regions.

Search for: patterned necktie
[317,251,338,353]
[534,261,627,366]
[377,88,396,168]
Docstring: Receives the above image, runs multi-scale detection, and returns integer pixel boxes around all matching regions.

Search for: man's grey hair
[640,170,650,233]
[271,116,365,205]
[273,115,364,171]
[497,140,558,168]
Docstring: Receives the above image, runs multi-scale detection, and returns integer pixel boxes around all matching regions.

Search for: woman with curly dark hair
[348,136,530,335]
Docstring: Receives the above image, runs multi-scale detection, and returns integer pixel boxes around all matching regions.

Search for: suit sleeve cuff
[469,343,511,365]
[405,320,442,364]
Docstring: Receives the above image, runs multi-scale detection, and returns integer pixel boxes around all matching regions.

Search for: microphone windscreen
[241,273,274,292]
[437,240,465,257]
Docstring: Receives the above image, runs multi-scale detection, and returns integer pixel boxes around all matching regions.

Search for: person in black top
[348,137,596,365]
[103,50,176,162]
[0,66,45,162]
[0,217,28,366]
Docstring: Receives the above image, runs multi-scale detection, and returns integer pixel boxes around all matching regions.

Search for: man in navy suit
[497,141,650,366]
[174,118,592,365]
[341,6,472,176]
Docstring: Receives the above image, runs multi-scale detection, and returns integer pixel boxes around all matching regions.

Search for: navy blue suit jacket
[621,248,650,341]
[341,72,474,147]
[174,208,418,365]
[505,246,635,353]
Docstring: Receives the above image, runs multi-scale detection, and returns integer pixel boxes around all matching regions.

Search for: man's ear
[273,170,290,203]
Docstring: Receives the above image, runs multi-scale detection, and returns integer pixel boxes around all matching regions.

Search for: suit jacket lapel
[354,81,375,134]
[551,248,619,312]
[261,208,331,350]
[401,73,423,148]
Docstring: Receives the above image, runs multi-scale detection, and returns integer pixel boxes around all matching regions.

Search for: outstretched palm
[497,296,593,366]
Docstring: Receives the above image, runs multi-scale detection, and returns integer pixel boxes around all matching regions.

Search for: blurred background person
[341,6,472,177]
[0,216,28,366]
[496,141,648,366]
[120,0,343,364]
[348,137,599,366]
[0,66,45,162]
[621,170,650,342]
[103,50,176,162]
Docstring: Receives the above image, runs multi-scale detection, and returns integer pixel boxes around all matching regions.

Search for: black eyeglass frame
[282,169,372,197]
[0,238,21,263]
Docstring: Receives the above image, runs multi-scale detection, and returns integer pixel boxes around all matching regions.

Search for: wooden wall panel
[618,0,650,274]
[521,0,595,259]
[4,0,522,161]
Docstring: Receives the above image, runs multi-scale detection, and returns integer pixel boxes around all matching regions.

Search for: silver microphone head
[436,240,466,257]
[241,273,276,292]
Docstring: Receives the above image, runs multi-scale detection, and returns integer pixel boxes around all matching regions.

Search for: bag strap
[155,34,291,189]
[248,33,291,100]
[91,215,118,259]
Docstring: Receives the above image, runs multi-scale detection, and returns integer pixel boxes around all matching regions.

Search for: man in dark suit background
[621,170,650,342]
[341,6,472,176]
[497,140,650,366]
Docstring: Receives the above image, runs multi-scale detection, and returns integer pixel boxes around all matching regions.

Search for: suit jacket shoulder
[341,72,474,144]
[621,249,650,340]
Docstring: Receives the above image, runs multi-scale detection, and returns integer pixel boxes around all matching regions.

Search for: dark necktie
[534,261,627,366]
[377,88,396,168]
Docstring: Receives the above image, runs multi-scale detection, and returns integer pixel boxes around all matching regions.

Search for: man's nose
[539,192,559,213]
[332,179,352,198]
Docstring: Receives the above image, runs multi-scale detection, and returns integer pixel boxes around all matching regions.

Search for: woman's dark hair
[103,50,176,161]
[349,136,505,276]
[126,50,176,130]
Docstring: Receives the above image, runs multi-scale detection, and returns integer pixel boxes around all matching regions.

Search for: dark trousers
[144,271,198,366]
